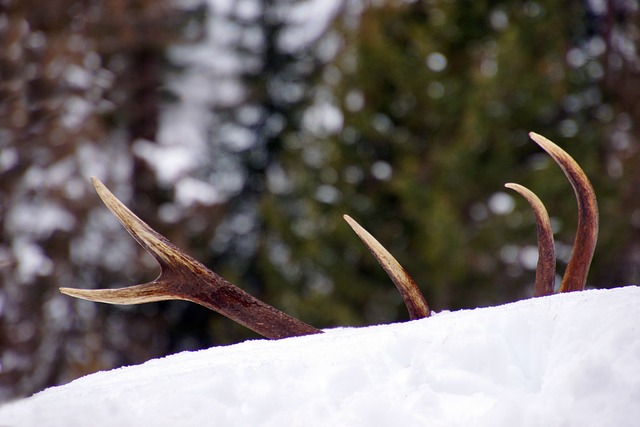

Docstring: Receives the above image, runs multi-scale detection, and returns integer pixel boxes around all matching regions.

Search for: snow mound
[1,286,639,427]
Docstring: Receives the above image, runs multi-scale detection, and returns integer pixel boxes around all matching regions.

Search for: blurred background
[1,0,639,400]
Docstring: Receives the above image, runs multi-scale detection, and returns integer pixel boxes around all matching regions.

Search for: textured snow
[1,286,639,427]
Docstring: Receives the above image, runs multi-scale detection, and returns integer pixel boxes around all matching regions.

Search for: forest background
[1,0,639,400]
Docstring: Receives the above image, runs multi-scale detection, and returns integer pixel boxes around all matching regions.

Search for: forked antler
[507,132,599,294]
[60,178,321,339]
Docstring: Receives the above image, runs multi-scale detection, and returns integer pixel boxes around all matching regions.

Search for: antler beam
[60,178,322,339]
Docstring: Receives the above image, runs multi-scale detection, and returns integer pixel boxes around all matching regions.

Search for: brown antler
[528,132,599,292]
[504,183,555,297]
[60,177,321,339]
[343,215,430,319]
[62,133,596,340]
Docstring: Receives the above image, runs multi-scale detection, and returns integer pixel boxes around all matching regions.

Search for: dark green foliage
[252,0,639,326]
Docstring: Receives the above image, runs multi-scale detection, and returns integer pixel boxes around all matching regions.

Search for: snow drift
[1,286,639,427]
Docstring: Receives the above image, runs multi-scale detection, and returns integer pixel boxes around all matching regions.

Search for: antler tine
[505,183,555,297]
[61,282,176,304]
[529,132,599,292]
[343,215,430,319]
[60,177,321,339]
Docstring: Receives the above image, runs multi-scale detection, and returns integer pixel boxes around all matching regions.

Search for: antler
[528,132,598,292]
[506,133,598,295]
[61,132,597,342]
[60,177,322,339]
[504,183,555,297]
[343,215,430,319]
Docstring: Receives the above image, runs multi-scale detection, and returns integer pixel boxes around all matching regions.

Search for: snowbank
[1,286,639,427]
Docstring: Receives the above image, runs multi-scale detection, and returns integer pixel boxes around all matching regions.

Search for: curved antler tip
[528,132,558,153]
[528,131,548,143]
[59,286,110,302]
[90,176,109,194]
[343,215,363,235]
[60,284,176,305]
[59,286,111,302]
[504,183,537,200]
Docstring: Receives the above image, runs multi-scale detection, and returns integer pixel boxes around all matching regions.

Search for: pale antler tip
[60,286,114,303]
[528,131,549,145]
[59,287,74,296]
[90,176,109,197]
[60,283,180,305]
[528,132,558,154]
[343,215,365,238]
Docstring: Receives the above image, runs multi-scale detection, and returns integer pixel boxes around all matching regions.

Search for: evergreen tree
[261,0,638,329]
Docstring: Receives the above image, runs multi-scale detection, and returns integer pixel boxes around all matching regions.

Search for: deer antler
[528,132,598,292]
[504,183,555,297]
[505,134,598,295]
[343,215,430,319]
[60,177,322,339]
[61,132,597,342]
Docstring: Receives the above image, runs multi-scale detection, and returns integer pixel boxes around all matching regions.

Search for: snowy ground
[1,286,639,427]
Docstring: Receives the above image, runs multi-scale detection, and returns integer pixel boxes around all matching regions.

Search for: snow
[1,286,639,426]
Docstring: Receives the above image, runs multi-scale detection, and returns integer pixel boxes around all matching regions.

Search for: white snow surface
[2,286,639,427]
